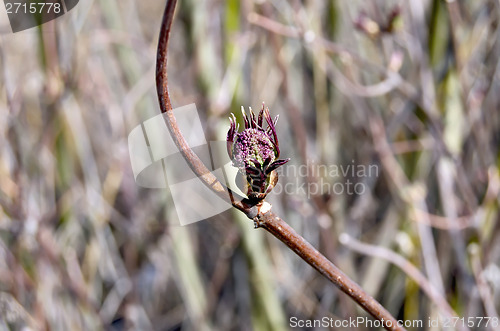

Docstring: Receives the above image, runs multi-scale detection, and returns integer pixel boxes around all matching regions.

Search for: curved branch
[155,0,254,216]
[155,1,405,330]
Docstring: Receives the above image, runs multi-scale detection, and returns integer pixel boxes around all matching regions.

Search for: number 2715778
[441,317,499,328]
[5,2,62,14]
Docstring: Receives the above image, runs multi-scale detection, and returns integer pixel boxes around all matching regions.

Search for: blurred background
[1,0,500,330]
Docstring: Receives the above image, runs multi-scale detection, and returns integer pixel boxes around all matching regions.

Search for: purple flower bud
[227,103,289,201]
[232,128,275,169]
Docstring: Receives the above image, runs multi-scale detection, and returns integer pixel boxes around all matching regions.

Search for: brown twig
[155,0,255,217]
[339,233,470,331]
[254,211,404,330]
[155,1,405,330]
